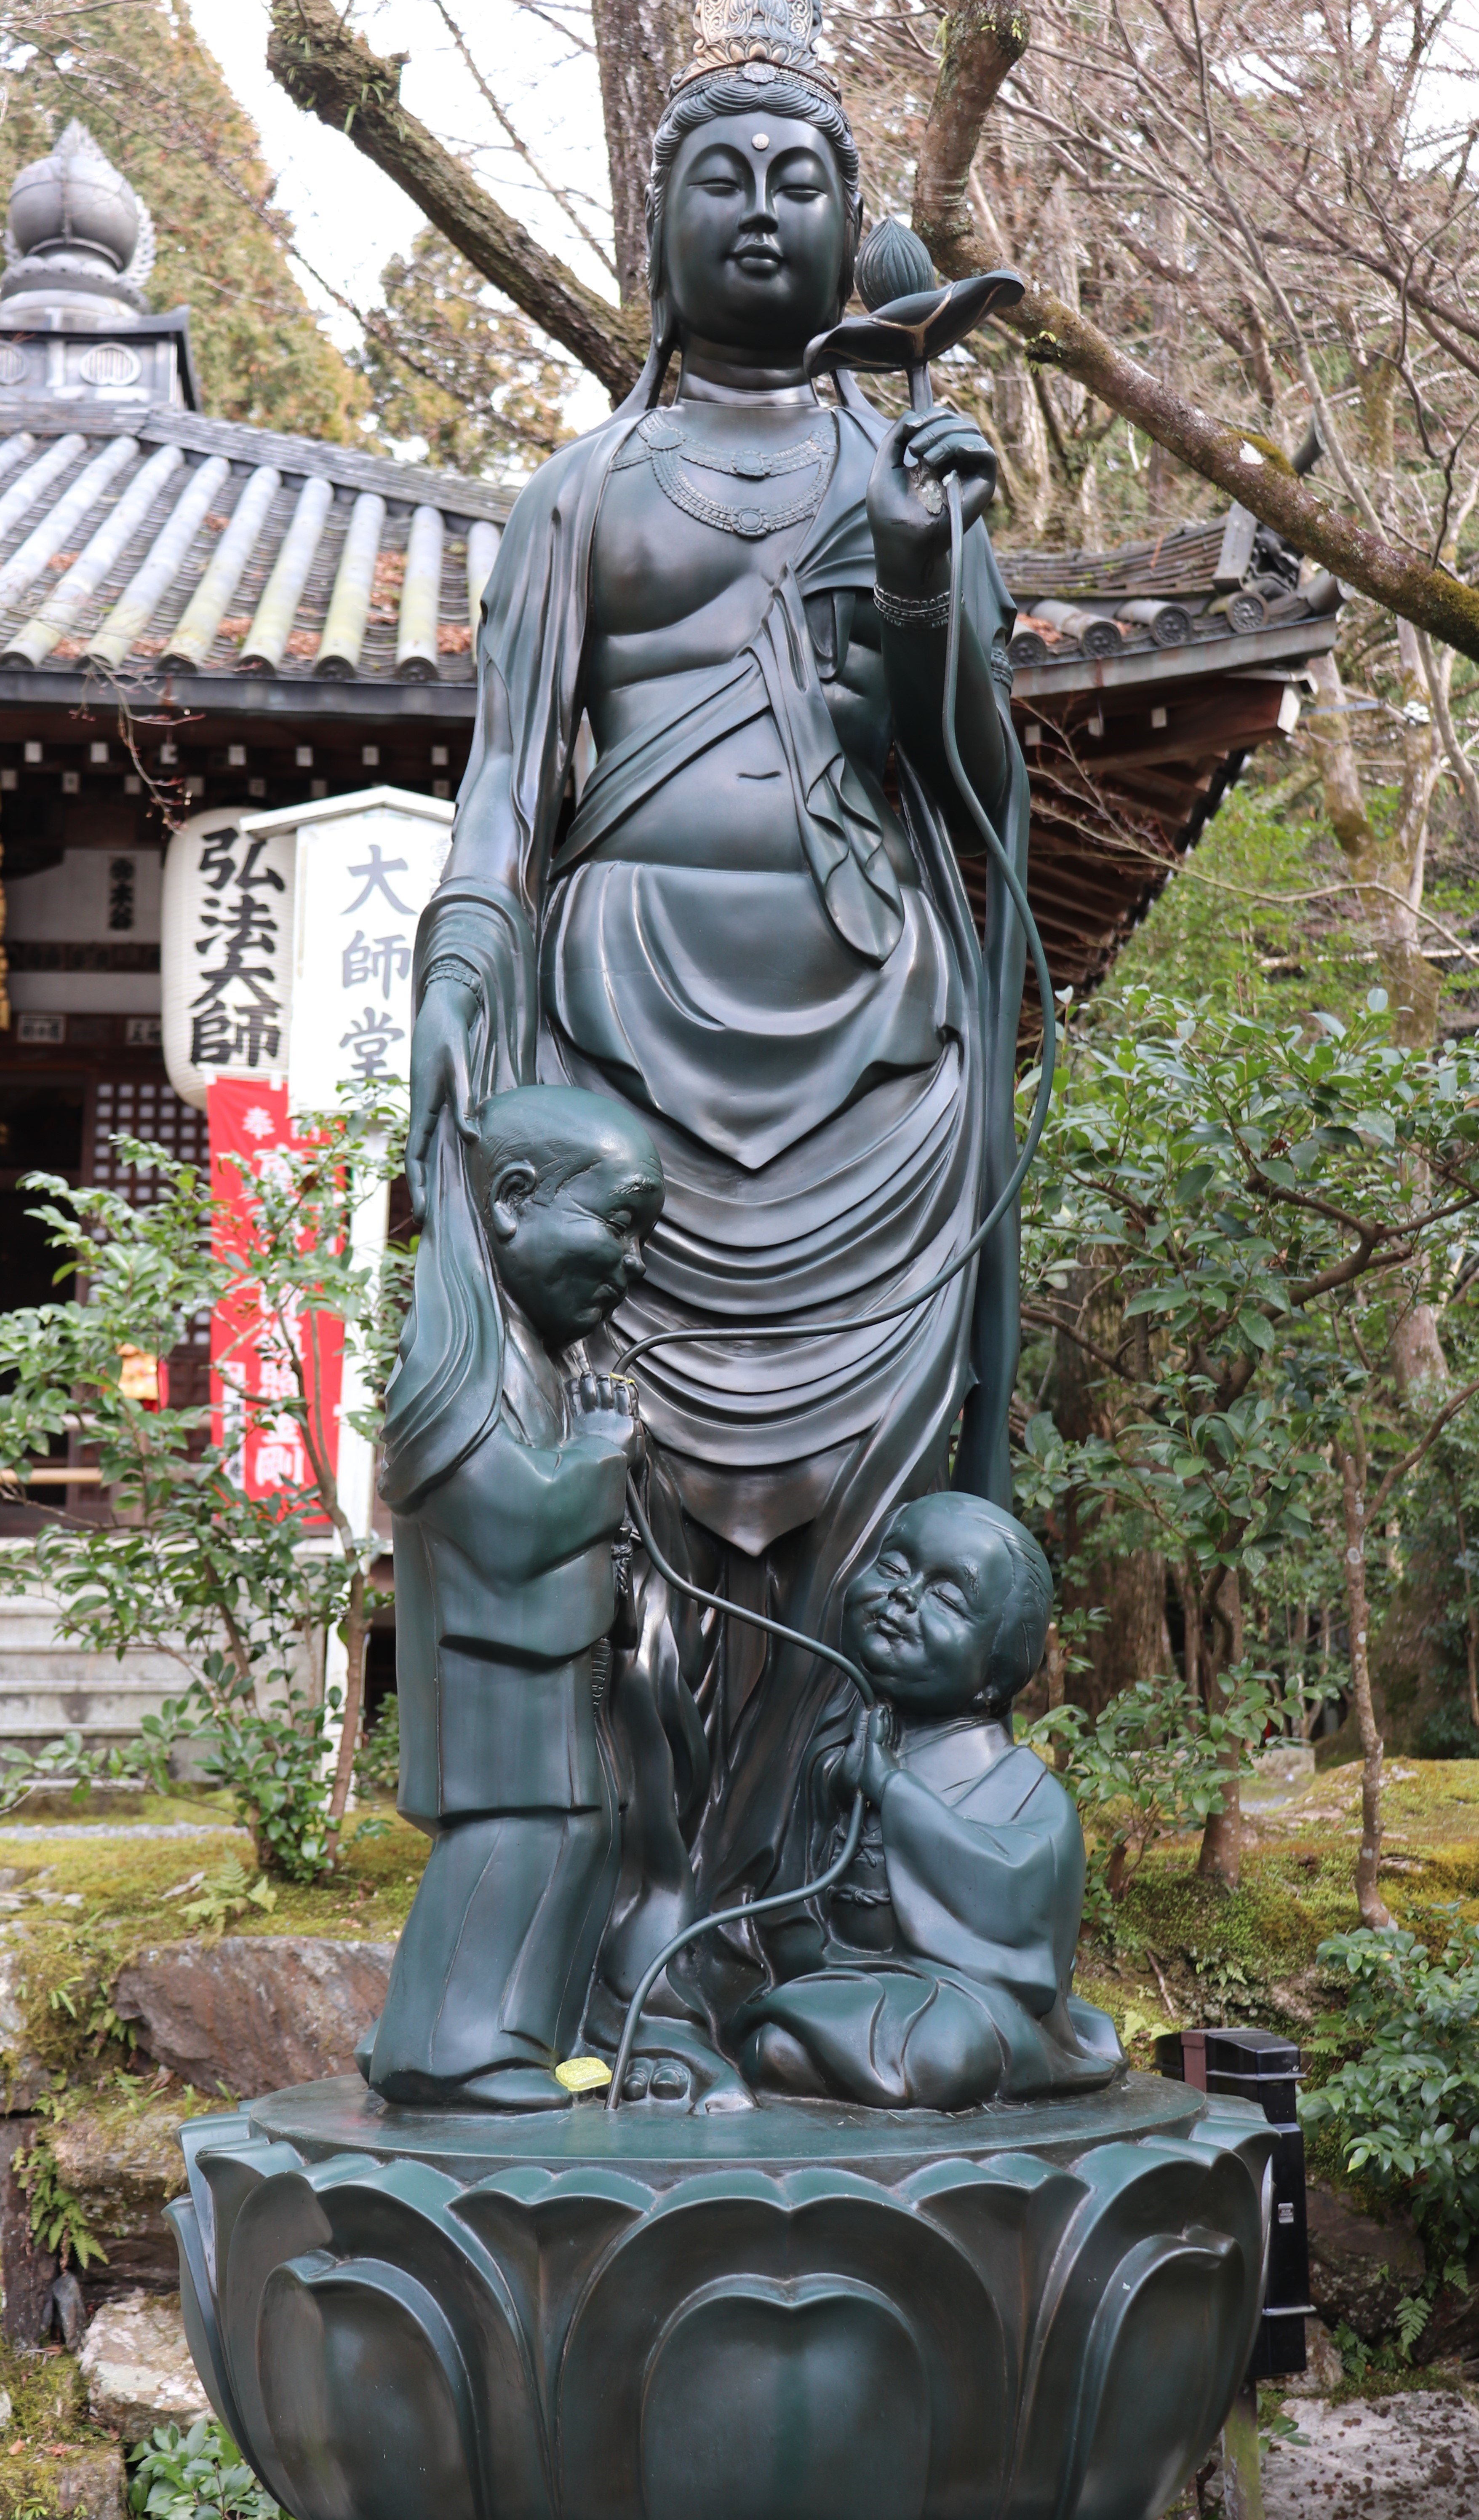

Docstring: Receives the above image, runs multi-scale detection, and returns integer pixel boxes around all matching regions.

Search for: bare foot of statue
[456,2066,574,2112]
[615,2019,756,2115]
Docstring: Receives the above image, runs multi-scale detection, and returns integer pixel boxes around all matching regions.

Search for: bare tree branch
[266,0,644,396]
[912,0,1033,274]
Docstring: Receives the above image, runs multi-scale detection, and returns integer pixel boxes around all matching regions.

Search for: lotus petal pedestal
[169,2072,1274,2520]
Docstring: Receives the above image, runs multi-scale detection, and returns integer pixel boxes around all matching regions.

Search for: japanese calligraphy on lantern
[161,808,297,1110]
[286,792,453,1112]
[162,789,454,1113]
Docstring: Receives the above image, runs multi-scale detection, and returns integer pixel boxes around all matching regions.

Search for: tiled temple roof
[0,403,511,693]
[998,503,1341,691]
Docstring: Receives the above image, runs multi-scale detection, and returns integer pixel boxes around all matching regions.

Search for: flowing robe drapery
[406,401,1032,1933]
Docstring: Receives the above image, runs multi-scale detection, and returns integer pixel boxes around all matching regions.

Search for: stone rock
[112,1937,394,2099]
[52,2445,128,2518]
[0,1924,52,2113]
[49,2098,205,2296]
[1305,2178,1479,2360]
[1283,2317,1346,2398]
[79,2288,210,2440]
[1262,2389,1479,2519]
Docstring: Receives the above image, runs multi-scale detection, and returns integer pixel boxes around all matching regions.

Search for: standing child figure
[365,1085,663,2111]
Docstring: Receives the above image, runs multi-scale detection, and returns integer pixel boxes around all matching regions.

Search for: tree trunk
[1455,1501,1479,1741]
[911,0,1030,278]
[1306,639,1442,1047]
[1196,1570,1245,1889]
[1054,1268,1170,1714]
[1337,1435,1392,1930]
[325,1565,367,1858]
[1307,650,1447,1388]
[992,359,1054,535]
[1382,621,1444,1048]
[266,0,646,396]
[1306,651,1376,855]
[1031,175,1100,538]
[589,0,685,306]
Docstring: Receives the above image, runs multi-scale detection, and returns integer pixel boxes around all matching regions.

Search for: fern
[179,1859,277,1945]
[15,2137,107,2274]
[1393,2291,1431,2359]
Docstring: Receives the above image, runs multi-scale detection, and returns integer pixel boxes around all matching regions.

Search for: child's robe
[738,1717,1122,2109]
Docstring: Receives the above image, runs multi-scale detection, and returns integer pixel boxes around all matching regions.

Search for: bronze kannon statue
[373,0,1119,2113]
[172,18,1279,2512]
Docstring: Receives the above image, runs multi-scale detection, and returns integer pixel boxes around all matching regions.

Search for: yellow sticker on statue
[555,2056,613,2092]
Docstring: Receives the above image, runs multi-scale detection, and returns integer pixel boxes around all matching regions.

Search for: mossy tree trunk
[1336,1427,1393,1931]
[1196,1570,1246,1891]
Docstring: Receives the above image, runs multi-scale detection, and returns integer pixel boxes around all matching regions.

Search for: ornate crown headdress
[671,0,841,97]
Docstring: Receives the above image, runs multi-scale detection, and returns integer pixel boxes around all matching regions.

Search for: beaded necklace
[622,407,837,540]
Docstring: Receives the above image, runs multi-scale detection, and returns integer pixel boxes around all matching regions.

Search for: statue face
[490,1149,664,1347]
[663,110,850,353]
[842,1495,1008,1717]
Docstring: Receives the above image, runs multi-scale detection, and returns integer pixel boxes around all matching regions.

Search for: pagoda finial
[2,119,156,312]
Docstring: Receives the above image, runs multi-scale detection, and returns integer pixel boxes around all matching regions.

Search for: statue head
[468,1085,664,1349]
[841,1494,1054,1723]
[379,1086,662,1513]
[629,3,862,403]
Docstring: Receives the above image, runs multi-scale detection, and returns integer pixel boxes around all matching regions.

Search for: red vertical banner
[208,1078,344,1508]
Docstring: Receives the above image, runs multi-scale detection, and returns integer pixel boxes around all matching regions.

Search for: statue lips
[856,1599,919,1672]
[804,268,1026,402]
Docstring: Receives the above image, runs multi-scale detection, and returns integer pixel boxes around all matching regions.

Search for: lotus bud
[856,218,935,312]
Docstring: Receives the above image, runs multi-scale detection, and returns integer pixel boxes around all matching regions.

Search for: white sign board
[285,790,454,1112]
[161,788,454,1114]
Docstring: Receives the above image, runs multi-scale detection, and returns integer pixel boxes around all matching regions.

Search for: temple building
[0,122,1340,1749]
[0,122,508,1330]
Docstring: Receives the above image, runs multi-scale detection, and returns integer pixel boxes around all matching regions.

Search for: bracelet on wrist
[873,582,953,631]
[422,952,484,1003]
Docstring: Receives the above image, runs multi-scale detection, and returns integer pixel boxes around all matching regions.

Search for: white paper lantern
[160,805,297,1111]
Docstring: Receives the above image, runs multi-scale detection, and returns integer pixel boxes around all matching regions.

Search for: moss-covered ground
[0,2330,115,2514]
[7,1759,1479,2086]
[1073,1757,1479,2076]
[0,1793,427,2088]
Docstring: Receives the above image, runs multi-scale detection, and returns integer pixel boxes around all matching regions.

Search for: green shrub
[1023,1664,1302,1923]
[128,2421,279,2519]
[355,1691,399,1798]
[1301,1920,1479,2271]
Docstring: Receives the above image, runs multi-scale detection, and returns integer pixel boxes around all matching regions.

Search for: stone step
[0,1588,184,1744]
